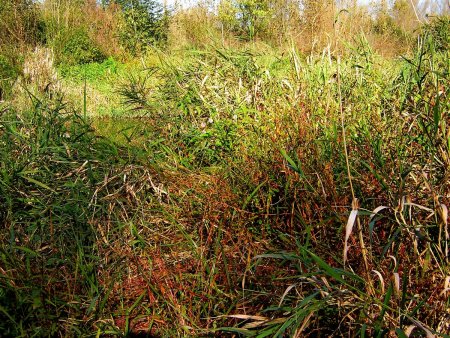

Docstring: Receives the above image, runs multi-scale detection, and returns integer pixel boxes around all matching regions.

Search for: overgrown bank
[0,1,449,336]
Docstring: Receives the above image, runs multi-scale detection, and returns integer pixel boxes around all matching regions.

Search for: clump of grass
[216,23,449,337]
[0,94,153,335]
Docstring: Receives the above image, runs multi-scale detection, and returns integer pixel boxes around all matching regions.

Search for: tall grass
[115,27,449,335]
[0,17,449,337]
[0,94,153,335]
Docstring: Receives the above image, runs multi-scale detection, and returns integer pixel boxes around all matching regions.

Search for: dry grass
[0,7,449,338]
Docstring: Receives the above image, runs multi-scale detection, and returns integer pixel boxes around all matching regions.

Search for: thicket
[114,0,169,54]
[0,0,170,102]
[0,0,439,63]
[0,0,42,99]
[1,0,168,67]
[173,0,431,52]
[0,0,449,336]
[1,18,449,336]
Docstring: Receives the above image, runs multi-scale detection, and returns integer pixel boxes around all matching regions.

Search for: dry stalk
[336,57,373,294]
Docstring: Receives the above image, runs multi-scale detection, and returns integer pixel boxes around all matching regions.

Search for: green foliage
[115,38,449,335]
[113,0,169,54]
[218,0,239,32]
[0,0,42,99]
[55,28,107,65]
[58,57,122,82]
[0,53,21,100]
[0,96,144,336]
[373,12,407,39]
[1,4,450,336]
[218,0,271,40]
[424,16,450,52]
[370,0,420,49]
[0,56,18,81]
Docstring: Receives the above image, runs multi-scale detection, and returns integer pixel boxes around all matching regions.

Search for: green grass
[1,23,449,337]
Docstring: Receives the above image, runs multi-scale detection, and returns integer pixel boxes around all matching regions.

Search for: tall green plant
[218,0,270,40]
[423,15,450,51]
[111,0,169,54]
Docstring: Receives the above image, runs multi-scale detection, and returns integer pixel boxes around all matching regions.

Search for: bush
[0,98,138,336]
[56,28,107,65]
[58,57,121,82]
[115,0,169,54]
[168,6,220,49]
[0,0,42,99]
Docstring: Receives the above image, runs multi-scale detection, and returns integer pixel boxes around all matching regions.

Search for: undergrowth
[0,21,449,337]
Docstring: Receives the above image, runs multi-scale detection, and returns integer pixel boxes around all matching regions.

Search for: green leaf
[12,246,41,257]
[256,324,280,337]
[395,328,408,338]
[303,248,364,291]
[242,180,266,209]
[279,149,304,177]
[375,284,393,335]
[215,327,256,336]
[19,174,57,193]
[433,95,440,134]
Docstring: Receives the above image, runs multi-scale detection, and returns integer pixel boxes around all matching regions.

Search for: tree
[237,0,271,40]
[217,0,302,43]
[0,0,42,99]
[217,0,272,41]
[218,0,239,33]
[108,0,169,54]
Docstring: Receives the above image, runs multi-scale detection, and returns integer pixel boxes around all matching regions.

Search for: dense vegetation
[0,0,449,336]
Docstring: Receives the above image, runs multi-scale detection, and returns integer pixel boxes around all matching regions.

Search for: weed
[1,5,449,337]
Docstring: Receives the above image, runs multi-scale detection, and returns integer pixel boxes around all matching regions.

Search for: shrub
[56,28,107,65]
[114,0,169,55]
[0,0,43,99]
[0,98,132,336]
[22,46,59,94]
[58,57,121,82]
[41,0,123,63]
